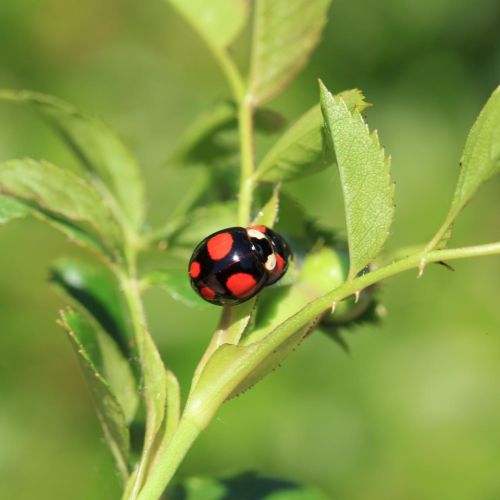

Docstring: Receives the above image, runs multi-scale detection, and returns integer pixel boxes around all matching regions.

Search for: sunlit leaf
[0,196,28,224]
[255,89,370,183]
[248,0,331,105]
[0,159,124,259]
[427,86,500,250]
[50,258,132,357]
[167,472,329,500]
[0,90,145,230]
[165,0,249,49]
[320,82,394,279]
[59,308,130,479]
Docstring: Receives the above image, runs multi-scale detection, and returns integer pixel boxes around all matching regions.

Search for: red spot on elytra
[275,253,285,273]
[226,273,257,298]
[200,286,216,299]
[189,261,201,278]
[207,232,233,260]
[249,225,267,233]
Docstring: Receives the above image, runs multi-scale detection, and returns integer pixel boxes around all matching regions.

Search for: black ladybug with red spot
[188,225,291,305]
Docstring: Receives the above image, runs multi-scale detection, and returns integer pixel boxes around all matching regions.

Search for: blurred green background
[1,0,500,499]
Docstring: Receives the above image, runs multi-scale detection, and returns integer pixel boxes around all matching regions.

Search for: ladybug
[188,225,291,305]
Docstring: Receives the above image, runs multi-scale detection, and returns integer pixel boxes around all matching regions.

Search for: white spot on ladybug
[247,228,266,240]
[264,253,277,271]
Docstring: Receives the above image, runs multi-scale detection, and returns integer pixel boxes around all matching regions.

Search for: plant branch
[134,240,500,499]
[238,97,256,226]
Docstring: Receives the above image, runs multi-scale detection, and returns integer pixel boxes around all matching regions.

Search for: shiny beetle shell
[188,225,291,305]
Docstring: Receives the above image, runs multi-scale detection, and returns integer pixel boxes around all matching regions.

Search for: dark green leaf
[167,472,329,500]
[50,258,132,357]
[0,196,28,224]
[59,308,131,479]
[0,90,145,230]
[248,0,331,105]
[0,159,124,259]
[255,89,370,183]
[320,82,394,280]
[165,0,249,50]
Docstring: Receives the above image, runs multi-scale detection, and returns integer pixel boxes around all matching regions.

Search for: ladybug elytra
[188,225,291,305]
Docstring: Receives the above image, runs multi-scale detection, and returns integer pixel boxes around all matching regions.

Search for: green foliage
[255,89,370,183]
[59,308,132,480]
[0,196,28,224]
[0,159,124,260]
[249,0,331,105]
[165,0,249,50]
[1,1,500,499]
[167,472,329,500]
[320,82,394,280]
[427,86,500,250]
[50,258,132,356]
[0,90,145,231]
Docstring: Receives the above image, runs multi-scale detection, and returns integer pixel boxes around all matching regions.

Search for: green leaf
[59,308,131,479]
[0,90,145,230]
[0,159,124,259]
[171,102,284,170]
[187,245,347,408]
[248,0,331,105]
[50,258,132,357]
[142,269,203,307]
[320,82,394,280]
[426,86,500,250]
[255,89,370,183]
[168,201,238,249]
[252,184,280,227]
[165,0,249,49]
[170,102,237,169]
[167,472,329,500]
[232,246,347,396]
[0,196,29,224]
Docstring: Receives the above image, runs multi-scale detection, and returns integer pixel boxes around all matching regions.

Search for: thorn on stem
[418,258,426,278]
[331,301,337,314]
[354,290,361,303]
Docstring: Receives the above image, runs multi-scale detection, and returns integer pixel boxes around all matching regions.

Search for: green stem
[137,417,202,500]
[238,98,256,226]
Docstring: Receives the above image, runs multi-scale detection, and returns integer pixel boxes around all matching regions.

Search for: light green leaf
[143,269,202,307]
[320,82,394,279]
[167,472,329,500]
[426,86,500,250]
[166,0,249,49]
[252,185,280,227]
[255,89,370,183]
[59,308,130,479]
[0,159,124,259]
[50,258,132,359]
[0,90,145,230]
[0,196,28,224]
[248,0,331,105]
